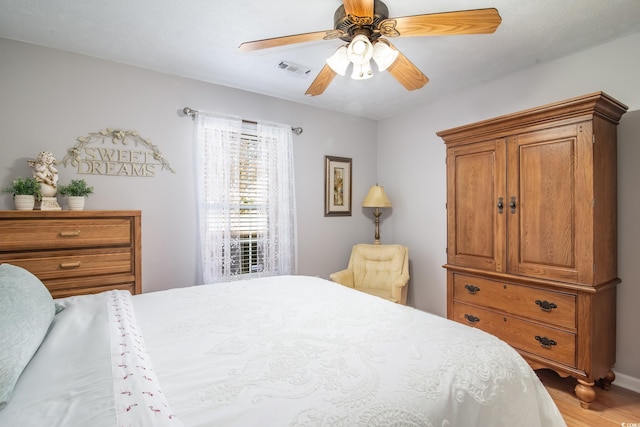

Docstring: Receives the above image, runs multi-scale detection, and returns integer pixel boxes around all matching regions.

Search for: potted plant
[2,177,42,210]
[58,179,93,210]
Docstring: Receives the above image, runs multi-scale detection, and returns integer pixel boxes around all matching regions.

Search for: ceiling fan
[239,0,501,96]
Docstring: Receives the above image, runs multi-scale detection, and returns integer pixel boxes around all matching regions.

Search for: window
[225,125,265,274]
[196,114,297,284]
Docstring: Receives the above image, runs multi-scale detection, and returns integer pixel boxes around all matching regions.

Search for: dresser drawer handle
[59,231,81,237]
[535,335,557,349]
[535,300,558,312]
[60,262,81,269]
[464,314,480,324]
[464,284,480,294]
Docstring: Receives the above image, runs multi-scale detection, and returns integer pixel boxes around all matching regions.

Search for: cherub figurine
[28,150,59,197]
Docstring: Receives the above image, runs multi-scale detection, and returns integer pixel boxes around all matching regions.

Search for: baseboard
[613,371,640,393]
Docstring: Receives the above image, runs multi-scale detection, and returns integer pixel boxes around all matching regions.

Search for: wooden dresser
[0,210,141,298]
[437,92,627,409]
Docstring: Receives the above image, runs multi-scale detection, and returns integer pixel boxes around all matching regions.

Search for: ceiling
[1,0,640,120]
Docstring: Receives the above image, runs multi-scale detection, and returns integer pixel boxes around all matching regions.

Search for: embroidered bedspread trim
[107,290,183,426]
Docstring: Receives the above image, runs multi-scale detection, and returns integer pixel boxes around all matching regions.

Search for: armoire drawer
[0,218,132,251]
[0,248,133,280]
[452,302,576,367]
[452,273,576,329]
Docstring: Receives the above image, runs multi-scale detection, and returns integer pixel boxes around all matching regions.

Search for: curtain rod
[182,107,303,135]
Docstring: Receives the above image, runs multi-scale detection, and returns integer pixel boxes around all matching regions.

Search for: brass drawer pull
[464,314,480,324]
[60,261,81,269]
[535,300,558,312]
[464,284,480,294]
[59,230,81,237]
[535,335,557,349]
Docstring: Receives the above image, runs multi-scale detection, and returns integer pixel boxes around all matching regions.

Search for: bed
[0,264,566,426]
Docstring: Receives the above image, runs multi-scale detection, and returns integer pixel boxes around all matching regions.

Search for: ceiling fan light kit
[346,34,374,79]
[240,0,501,96]
[326,37,399,80]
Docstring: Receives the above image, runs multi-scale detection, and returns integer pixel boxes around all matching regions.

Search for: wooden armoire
[437,92,627,409]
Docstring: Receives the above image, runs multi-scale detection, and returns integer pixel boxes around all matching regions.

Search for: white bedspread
[133,275,566,426]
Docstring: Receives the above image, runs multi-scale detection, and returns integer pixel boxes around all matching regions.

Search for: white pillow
[0,264,55,410]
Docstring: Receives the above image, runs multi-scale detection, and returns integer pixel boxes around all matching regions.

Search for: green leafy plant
[2,177,42,199]
[58,179,94,197]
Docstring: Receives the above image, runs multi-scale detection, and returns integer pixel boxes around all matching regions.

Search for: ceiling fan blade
[343,0,374,20]
[379,8,501,38]
[239,30,337,51]
[385,42,429,91]
[305,64,338,97]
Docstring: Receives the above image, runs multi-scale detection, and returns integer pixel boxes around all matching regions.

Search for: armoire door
[506,123,593,283]
[446,138,506,272]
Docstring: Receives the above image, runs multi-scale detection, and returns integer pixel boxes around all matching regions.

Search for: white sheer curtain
[196,113,297,284]
[257,122,298,276]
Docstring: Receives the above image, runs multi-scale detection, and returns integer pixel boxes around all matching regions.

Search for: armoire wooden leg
[600,369,616,390]
[575,379,596,409]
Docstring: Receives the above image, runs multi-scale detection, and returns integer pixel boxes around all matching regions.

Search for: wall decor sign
[62,128,175,177]
[324,155,352,217]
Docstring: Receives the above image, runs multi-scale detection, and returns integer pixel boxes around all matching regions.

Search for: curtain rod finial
[183,107,197,119]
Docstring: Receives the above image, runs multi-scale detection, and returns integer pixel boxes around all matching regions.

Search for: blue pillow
[0,264,55,410]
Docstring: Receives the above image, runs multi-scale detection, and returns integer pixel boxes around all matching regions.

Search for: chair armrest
[390,274,410,305]
[329,269,354,288]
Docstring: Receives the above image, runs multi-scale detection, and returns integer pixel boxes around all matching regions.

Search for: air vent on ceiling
[277,61,311,78]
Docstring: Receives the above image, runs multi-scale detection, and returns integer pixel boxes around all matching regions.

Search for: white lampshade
[351,38,367,55]
[362,185,392,208]
[347,34,374,65]
[372,41,399,71]
[326,46,350,76]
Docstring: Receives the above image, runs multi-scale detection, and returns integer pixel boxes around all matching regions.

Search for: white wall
[617,109,640,389]
[378,32,640,388]
[0,38,377,292]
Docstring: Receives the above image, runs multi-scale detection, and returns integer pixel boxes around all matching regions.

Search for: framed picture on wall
[324,155,352,217]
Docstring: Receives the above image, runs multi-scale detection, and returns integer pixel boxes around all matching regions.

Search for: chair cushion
[350,244,406,291]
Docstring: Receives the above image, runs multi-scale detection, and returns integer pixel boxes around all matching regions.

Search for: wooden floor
[537,369,640,426]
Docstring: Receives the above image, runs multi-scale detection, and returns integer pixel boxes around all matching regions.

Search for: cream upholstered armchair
[330,244,409,305]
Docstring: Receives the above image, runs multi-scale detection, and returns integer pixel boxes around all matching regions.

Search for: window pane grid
[221,232,264,275]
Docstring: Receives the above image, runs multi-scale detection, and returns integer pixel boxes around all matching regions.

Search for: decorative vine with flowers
[63,128,175,176]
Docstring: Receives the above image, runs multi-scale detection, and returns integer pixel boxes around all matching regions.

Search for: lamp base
[372,207,382,245]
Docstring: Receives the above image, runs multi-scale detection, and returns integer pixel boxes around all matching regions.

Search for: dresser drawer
[452,302,576,367]
[50,281,137,299]
[0,248,133,280]
[452,273,576,329]
[0,219,132,251]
